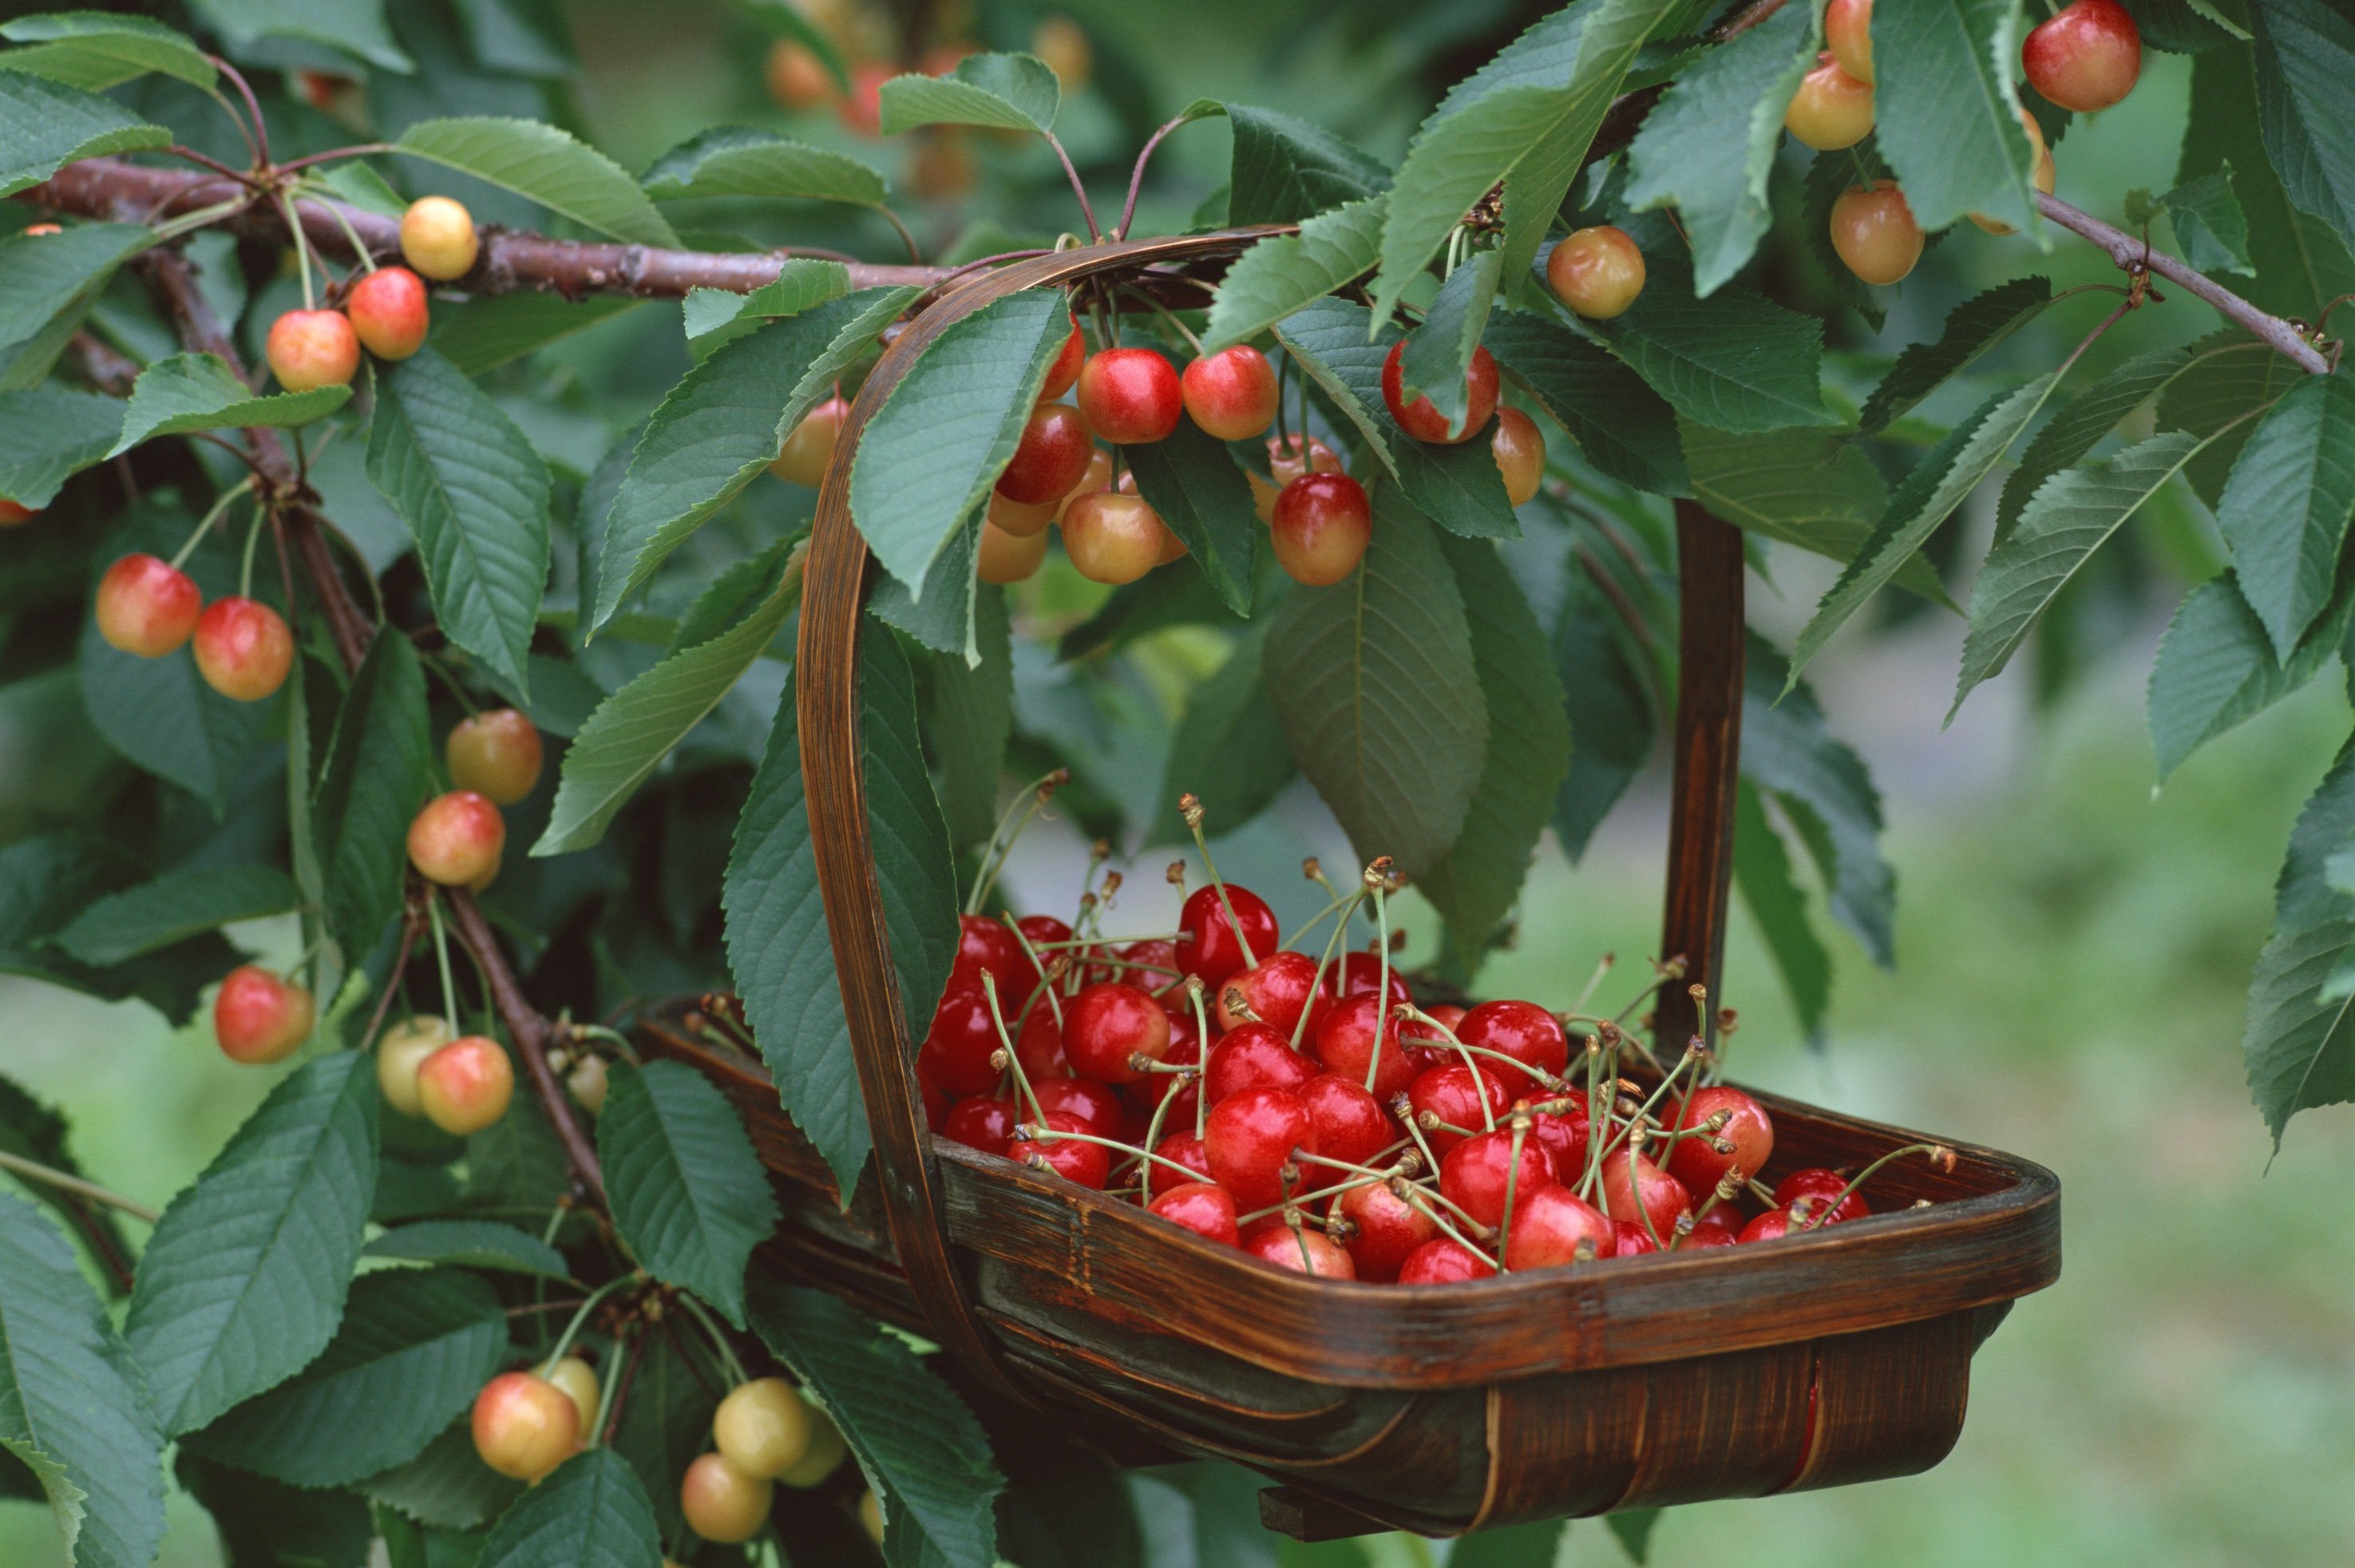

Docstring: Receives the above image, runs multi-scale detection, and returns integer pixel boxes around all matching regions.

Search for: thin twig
[0,1150,161,1224]
[1043,132,1102,242]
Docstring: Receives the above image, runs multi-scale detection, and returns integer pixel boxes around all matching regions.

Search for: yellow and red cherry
[416,1034,513,1136]
[1831,180,1924,284]
[1180,345,1278,441]
[0,500,36,525]
[541,1356,599,1435]
[400,196,479,282]
[1033,14,1091,89]
[1826,0,1874,81]
[764,38,837,109]
[1249,434,1340,523]
[1784,53,1874,151]
[683,1451,773,1542]
[977,521,1048,583]
[2023,0,2140,113]
[1039,317,1086,403]
[1075,348,1182,444]
[836,61,893,137]
[213,965,314,1064]
[1546,225,1646,321]
[95,554,200,657]
[1490,406,1546,507]
[192,597,293,702]
[1270,470,1371,586]
[714,1377,813,1480]
[470,1371,578,1481]
[996,403,1094,505]
[771,395,849,489]
[1380,341,1498,444]
[345,266,429,360]
[446,708,543,805]
[265,309,359,393]
[407,790,505,886]
[779,1414,847,1487]
[1060,491,1165,584]
[376,1014,451,1115]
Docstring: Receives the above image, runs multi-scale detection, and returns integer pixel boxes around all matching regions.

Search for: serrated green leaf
[477,1448,661,1568]
[2148,572,2347,780]
[928,584,1012,853]
[367,346,552,695]
[748,1279,1002,1568]
[599,1060,778,1327]
[870,514,980,659]
[184,1269,506,1488]
[1578,250,1835,433]
[0,222,150,391]
[2156,164,2255,275]
[1994,339,2220,540]
[185,0,410,70]
[0,69,168,196]
[0,385,120,508]
[1681,420,1946,602]
[0,13,215,89]
[428,294,643,377]
[52,864,299,965]
[394,117,677,246]
[1123,415,1259,612]
[127,1051,379,1437]
[643,125,885,207]
[1225,103,1389,225]
[0,1078,134,1300]
[1872,0,2038,234]
[311,628,432,963]
[1399,247,1503,431]
[451,0,576,77]
[0,1190,164,1568]
[2184,44,2355,321]
[849,289,1067,597]
[667,537,798,656]
[1482,307,1684,493]
[1201,193,1387,352]
[2161,336,2302,503]
[2250,0,2355,252]
[1263,482,1486,878]
[605,1313,720,1546]
[1858,277,2056,437]
[2245,738,2355,1143]
[363,1220,571,1278]
[110,352,347,457]
[1607,1507,1663,1564]
[361,1420,520,1530]
[2214,370,2355,659]
[177,1452,371,1568]
[880,50,1059,135]
[1734,781,1833,1045]
[1743,638,1893,967]
[679,259,853,343]
[1152,621,1292,845]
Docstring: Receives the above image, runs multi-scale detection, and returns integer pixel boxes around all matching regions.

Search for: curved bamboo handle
[1655,503,1745,1052]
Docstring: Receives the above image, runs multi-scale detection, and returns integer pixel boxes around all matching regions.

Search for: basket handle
[1654,502,1745,1052]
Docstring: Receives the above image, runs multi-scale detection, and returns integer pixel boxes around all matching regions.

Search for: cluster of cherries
[916,818,1945,1282]
[262,195,477,393]
[1800,0,2140,286]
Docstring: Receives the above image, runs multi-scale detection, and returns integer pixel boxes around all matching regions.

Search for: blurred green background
[9,1,2354,1564]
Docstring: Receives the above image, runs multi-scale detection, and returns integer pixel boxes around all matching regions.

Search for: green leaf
[642,125,885,207]
[2160,337,2303,504]
[0,1191,165,1568]
[184,0,410,71]
[1734,780,1834,1044]
[52,864,299,965]
[1398,248,1503,431]
[593,287,912,632]
[2183,44,2355,321]
[1152,622,1293,845]
[928,584,1013,853]
[180,1453,372,1568]
[477,1448,662,1568]
[367,346,552,695]
[748,1279,1002,1568]
[2213,370,2355,659]
[880,50,1059,135]
[1858,278,2056,437]
[533,575,795,856]
[0,1078,134,1299]
[1682,420,1946,602]
[2244,738,2355,1143]
[110,352,348,456]
[0,385,121,508]
[126,1051,379,1437]
[183,1269,507,1489]
[1416,534,1571,964]
[0,13,216,89]
[429,294,643,377]
[1578,254,1835,433]
[2250,0,2355,251]
[599,1060,779,1328]
[723,628,960,1198]
[1625,1,1814,295]
[1995,339,2218,540]
[1953,431,2214,711]
[1482,307,1684,493]
[680,259,853,343]
[1262,482,1487,879]
[2148,571,2347,780]
[1225,103,1389,225]
[362,1220,571,1279]
[1123,414,1259,613]
[1789,372,2060,684]
[667,537,798,656]
[0,69,168,196]
[1552,548,1657,861]
[849,289,1067,597]
[1743,638,1894,967]
[1608,1507,1664,1564]
[870,515,980,659]
[2151,165,2255,275]
[311,628,433,963]
[1451,1519,1570,1568]
[360,1420,520,1530]
[1200,194,1387,353]
[0,222,150,392]
[394,117,678,246]
[1871,0,2038,234]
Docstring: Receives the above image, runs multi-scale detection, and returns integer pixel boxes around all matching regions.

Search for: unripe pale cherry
[770,396,849,489]
[0,500,34,525]
[1270,471,1371,587]
[376,1014,452,1115]
[95,554,200,657]
[1061,491,1165,584]
[1825,0,1873,81]
[778,1412,847,1487]
[1249,434,1342,524]
[859,1488,885,1545]
[1180,345,1279,441]
[345,266,429,360]
[415,1034,514,1135]
[1546,225,1645,321]
[566,1052,610,1115]
[470,1372,578,1480]
[976,520,1047,584]
[1970,109,2056,236]
[988,487,1059,538]
[213,966,314,1064]
[1075,347,1182,444]
[265,309,360,393]
[446,708,544,804]
[541,1356,599,1435]
[407,790,506,886]
[713,1378,814,1479]
[995,402,1094,504]
[683,1452,773,1542]
[192,597,294,702]
[2023,0,2139,114]
[1783,53,1874,151]
[1055,446,1115,522]
[1490,407,1546,507]
[1830,180,1924,286]
[1380,341,1498,443]
[764,38,837,109]
[1039,316,1086,402]
[400,196,480,282]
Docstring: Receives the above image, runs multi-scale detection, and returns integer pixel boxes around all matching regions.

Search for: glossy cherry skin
[1150,1182,1240,1245]
[1011,1004,1069,1081]
[1312,994,1417,1101]
[1149,1130,1213,1199]
[1439,1130,1557,1229]
[977,520,1048,584]
[1676,1218,1739,1250]
[1338,1180,1439,1282]
[1126,1028,1199,1110]
[1523,1102,1589,1180]
[1271,471,1371,588]
[1546,225,1646,320]
[265,308,359,392]
[2022,0,2139,113]
[406,790,505,887]
[996,402,1095,504]
[1061,491,1166,584]
[346,265,429,360]
[192,597,294,702]
[1062,982,1172,1083]
[400,196,478,281]
[1300,1073,1393,1171]
[1205,1086,1317,1210]
[1783,53,1874,151]
[1055,447,1116,522]
[1490,406,1546,507]
[1012,913,1072,972]
[1076,347,1182,444]
[1239,1221,1355,1277]
[376,1015,450,1115]
[916,984,1002,1096]
[1032,1075,1124,1140]
[1599,1148,1692,1239]
[943,1093,1018,1156]
[771,396,848,488]
[950,914,1029,994]
[1215,950,1330,1038]
[1738,1206,1810,1244]
[1613,1219,1660,1257]
[1249,434,1343,524]
[680,1451,772,1543]
[445,708,543,804]
[1664,1084,1775,1202]
[416,1035,513,1136]
[471,1372,579,1480]
[213,966,314,1064]
[1773,1166,1871,1224]
[916,1060,950,1132]
[1831,181,1923,286]
[1205,1021,1315,1103]
[1177,884,1279,990]
[1502,1185,1613,1270]
[95,554,200,657]
[1039,317,1086,402]
[1825,0,1873,81]
[1331,952,1411,1009]
[1399,1002,1466,1075]
[1007,1111,1110,1187]
[1396,1237,1496,1283]
[1379,341,1498,444]
[1180,345,1279,441]
[1455,1000,1568,1097]
[1405,1063,1508,1155]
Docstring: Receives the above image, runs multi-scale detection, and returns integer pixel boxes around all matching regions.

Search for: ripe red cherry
[192,597,294,703]
[1331,952,1411,1007]
[1150,1181,1240,1245]
[416,1035,513,1135]
[345,265,429,360]
[1075,347,1182,444]
[1214,950,1328,1038]
[1039,316,1086,402]
[1204,1086,1316,1210]
[1149,1130,1213,1199]
[1783,53,1874,151]
[1490,406,1546,508]
[1013,1004,1069,1080]
[1831,181,1923,286]
[1249,434,1342,524]
[1396,1237,1496,1283]
[1061,492,1166,584]
[1063,982,1171,1083]
[213,966,314,1064]
[265,308,360,392]
[446,708,543,805]
[1179,345,1278,441]
[1338,1180,1439,1282]
[944,1093,1018,1156]
[1773,1166,1871,1225]
[1599,1148,1691,1239]
[406,790,506,888]
[1007,1111,1109,1187]
[1664,1085,1775,1201]
[1405,1063,1508,1156]
[1523,1102,1589,1179]
[950,914,1029,994]
[916,1059,950,1131]
[916,984,1003,1097]
[1013,913,1072,971]
[0,500,35,525]
[1825,0,1873,81]
[1380,341,1498,444]
[772,396,849,489]
[1271,471,1372,587]
[1613,1219,1660,1257]
[2023,0,2139,113]
[1738,1206,1807,1244]
[1311,994,1416,1101]
[94,554,200,657]
[1502,1185,1613,1270]
[1243,1221,1357,1277]
[1439,1130,1557,1229]
[1176,883,1278,990]
[1455,1000,1568,1098]
[1300,1073,1392,1171]
[1678,1217,1738,1250]
[1204,1022,1315,1103]
[470,1372,579,1481]
[1546,225,1646,321]
[1399,1002,1466,1074]
[1031,1075,1123,1139]
[995,403,1094,505]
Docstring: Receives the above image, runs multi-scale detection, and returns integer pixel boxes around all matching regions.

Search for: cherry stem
[587,1324,634,1448]
[1395,1006,1498,1130]
[1041,131,1102,243]
[0,1150,161,1225]
[964,769,1064,915]
[999,925,1067,1031]
[1593,1041,1706,1170]
[427,890,461,1028]
[542,1271,641,1371]
[1496,1119,1532,1272]
[1236,1172,1385,1225]
[877,203,923,265]
[1187,980,1213,1139]
[306,188,378,275]
[980,972,1047,1125]
[1572,952,1614,1014]
[272,143,393,175]
[237,501,267,599]
[1366,872,1391,1095]
[1579,1040,1607,1203]
[166,145,259,185]
[212,57,271,167]
[1178,796,1259,971]
[1120,283,1203,354]
[279,190,315,311]
[1116,110,1201,240]
[1022,1124,1194,1180]
[1689,1167,1743,1232]
[1797,1142,1953,1230]
[1134,1068,1187,1204]
[168,476,257,569]
[1395,1184,1499,1268]
[1291,892,1360,1052]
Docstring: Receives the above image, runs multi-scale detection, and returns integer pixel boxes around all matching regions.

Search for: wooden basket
[635,234,2061,1539]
